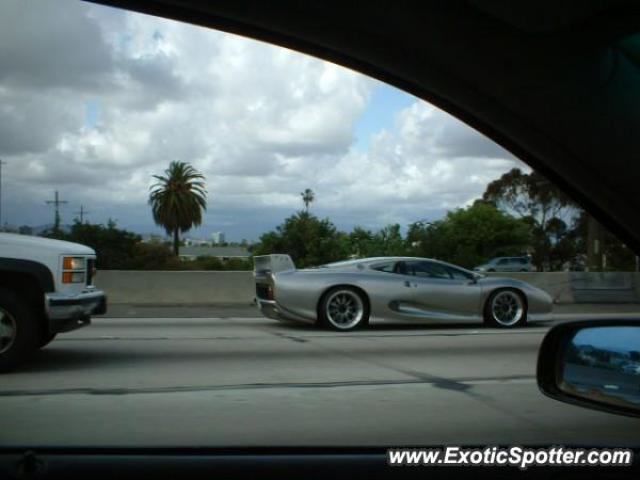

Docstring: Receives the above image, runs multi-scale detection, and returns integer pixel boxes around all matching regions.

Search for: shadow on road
[267,320,545,332]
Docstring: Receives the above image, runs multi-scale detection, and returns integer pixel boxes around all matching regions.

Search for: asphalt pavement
[1,306,640,447]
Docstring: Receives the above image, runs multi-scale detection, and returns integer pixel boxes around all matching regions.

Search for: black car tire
[483,289,527,328]
[318,287,370,331]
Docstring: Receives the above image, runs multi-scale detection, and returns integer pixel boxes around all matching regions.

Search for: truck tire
[0,287,42,372]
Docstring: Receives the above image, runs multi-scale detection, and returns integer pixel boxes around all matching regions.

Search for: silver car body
[254,255,553,325]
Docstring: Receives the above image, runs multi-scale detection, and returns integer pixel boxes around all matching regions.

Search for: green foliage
[190,256,253,271]
[300,188,315,211]
[44,220,142,269]
[483,168,579,270]
[43,220,251,271]
[345,224,408,258]
[571,211,636,271]
[482,168,636,271]
[148,161,207,255]
[253,211,347,268]
[407,203,531,269]
[127,242,182,270]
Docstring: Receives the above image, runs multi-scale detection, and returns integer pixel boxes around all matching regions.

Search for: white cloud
[1,0,524,239]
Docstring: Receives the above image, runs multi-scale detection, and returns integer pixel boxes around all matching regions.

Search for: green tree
[45,219,142,269]
[482,168,578,270]
[300,188,315,212]
[409,202,531,269]
[149,161,207,256]
[128,242,181,270]
[371,224,407,256]
[253,211,347,268]
[346,226,375,257]
[571,211,636,271]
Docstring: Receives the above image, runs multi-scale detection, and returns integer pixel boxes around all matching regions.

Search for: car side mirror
[537,320,640,418]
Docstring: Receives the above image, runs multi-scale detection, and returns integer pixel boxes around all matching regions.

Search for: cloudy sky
[1,0,525,241]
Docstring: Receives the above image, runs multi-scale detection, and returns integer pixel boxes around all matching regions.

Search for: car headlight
[63,256,85,270]
[62,256,86,283]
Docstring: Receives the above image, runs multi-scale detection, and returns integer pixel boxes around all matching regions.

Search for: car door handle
[404,280,417,288]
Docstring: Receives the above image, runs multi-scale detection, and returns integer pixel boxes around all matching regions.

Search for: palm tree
[149,161,207,256]
[300,188,315,211]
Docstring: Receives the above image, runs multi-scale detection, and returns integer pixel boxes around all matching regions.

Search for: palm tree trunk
[173,229,180,257]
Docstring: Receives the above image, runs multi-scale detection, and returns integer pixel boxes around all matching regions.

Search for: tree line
[33,161,636,271]
[254,168,637,271]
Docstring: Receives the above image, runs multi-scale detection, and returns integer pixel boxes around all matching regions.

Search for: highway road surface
[1,308,640,447]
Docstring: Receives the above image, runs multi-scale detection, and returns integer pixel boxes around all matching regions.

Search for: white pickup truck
[0,233,107,371]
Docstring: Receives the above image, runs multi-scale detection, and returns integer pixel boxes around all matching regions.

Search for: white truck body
[0,233,107,371]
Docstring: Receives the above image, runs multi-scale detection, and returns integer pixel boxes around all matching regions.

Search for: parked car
[254,254,552,331]
[474,256,535,273]
[0,233,107,371]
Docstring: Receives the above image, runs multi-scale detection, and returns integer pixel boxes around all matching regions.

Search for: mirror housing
[537,319,640,418]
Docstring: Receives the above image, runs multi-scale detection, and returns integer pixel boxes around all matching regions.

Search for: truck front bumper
[45,290,107,333]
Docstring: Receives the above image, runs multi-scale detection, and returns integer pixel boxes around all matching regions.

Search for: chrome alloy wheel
[325,289,364,330]
[0,308,17,354]
[490,290,524,326]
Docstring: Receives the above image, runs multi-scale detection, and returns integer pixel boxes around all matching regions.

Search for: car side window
[372,262,396,273]
[406,261,451,279]
[497,258,509,265]
[445,266,474,281]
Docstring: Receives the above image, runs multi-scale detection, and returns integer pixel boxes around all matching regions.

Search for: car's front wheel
[319,287,369,331]
[0,288,42,372]
[484,289,527,328]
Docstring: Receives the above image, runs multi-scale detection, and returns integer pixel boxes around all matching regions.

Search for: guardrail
[95,270,640,305]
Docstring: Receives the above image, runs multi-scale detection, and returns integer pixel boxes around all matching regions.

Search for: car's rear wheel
[319,287,369,331]
[0,288,42,372]
[484,289,527,328]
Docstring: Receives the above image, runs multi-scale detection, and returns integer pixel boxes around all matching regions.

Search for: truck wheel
[0,288,42,372]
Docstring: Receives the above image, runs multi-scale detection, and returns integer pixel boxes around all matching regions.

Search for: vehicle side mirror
[537,320,640,418]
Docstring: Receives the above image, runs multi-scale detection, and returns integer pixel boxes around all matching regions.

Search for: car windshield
[1,0,640,451]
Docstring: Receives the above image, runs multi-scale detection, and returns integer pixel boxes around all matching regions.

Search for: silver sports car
[254,255,553,331]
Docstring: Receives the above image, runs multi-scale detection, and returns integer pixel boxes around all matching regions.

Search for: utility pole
[75,205,90,223]
[0,159,6,230]
[45,191,68,234]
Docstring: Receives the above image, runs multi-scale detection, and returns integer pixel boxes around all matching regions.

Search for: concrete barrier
[95,270,640,306]
[95,270,255,305]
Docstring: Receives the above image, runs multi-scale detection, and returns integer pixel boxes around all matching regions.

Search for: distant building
[183,237,209,246]
[211,231,226,244]
[179,245,250,262]
[141,234,167,244]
